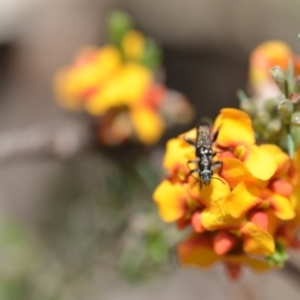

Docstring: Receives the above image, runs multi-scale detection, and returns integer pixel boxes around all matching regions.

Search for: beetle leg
[183,136,196,146]
[187,159,199,167]
[212,151,223,157]
[211,161,223,175]
[188,168,202,189]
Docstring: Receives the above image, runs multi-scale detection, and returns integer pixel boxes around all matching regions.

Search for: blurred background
[1,0,300,299]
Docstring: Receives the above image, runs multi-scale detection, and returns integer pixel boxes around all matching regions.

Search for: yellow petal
[191,178,239,230]
[179,128,197,142]
[244,145,277,180]
[268,193,295,220]
[225,182,261,218]
[259,144,291,177]
[201,205,244,231]
[292,148,300,186]
[85,63,153,115]
[153,180,187,222]
[241,222,275,255]
[213,108,255,148]
[190,174,231,206]
[130,107,165,145]
[163,137,194,178]
[122,30,145,60]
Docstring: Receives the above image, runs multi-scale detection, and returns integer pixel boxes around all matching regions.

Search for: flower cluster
[153,108,300,279]
[53,11,194,146]
[249,40,300,97]
[239,40,300,153]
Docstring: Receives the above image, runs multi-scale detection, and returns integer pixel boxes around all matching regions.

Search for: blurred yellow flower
[249,40,300,96]
[122,30,145,61]
[53,13,194,146]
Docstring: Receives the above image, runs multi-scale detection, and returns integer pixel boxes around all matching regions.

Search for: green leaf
[266,241,289,267]
[141,38,162,70]
[148,234,169,263]
[107,10,134,46]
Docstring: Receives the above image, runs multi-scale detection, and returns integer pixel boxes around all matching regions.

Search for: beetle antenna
[211,177,225,185]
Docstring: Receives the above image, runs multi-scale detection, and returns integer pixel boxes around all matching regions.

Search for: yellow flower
[54,46,168,145]
[153,107,298,277]
[276,149,300,248]
[153,177,231,230]
[85,63,168,145]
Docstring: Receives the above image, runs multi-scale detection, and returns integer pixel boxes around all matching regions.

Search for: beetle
[184,122,223,188]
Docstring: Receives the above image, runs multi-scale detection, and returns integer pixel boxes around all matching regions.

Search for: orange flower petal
[178,235,218,268]
[291,149,300,188]
[225,255,272,272]
[224,182,261,218]
[130,106,165,145]
[214,108,255,148]
[178,234,273,273]
[213,231,237,255]
[270,179,293,197]
[249,41,292,86]
[241,222,275,255]
[153,180,187,222]
[267,193,295,220]
[244,145,277,181]
[265,210,279,236]
[191,212,205,233]
[249,210,268,231]
[224,263,242,280]
[220,157,255,189]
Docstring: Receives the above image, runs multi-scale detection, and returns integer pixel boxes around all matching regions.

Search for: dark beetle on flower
[184,122,223,188]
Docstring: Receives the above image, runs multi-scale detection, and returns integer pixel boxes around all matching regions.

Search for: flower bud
[270,66,286,84]
[291,111,300,126]
[263,96,283,117]
[290,124,300,150]
[239,99,257,117]
[256,110,271,125]
[278,99,294,123]
[253,111,271,135]
[267,118,282,135]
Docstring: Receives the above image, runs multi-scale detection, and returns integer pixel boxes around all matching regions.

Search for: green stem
[236,89,248,103]
[288,59,294,96]
[284,80,289,98]
[286,125,294,158]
